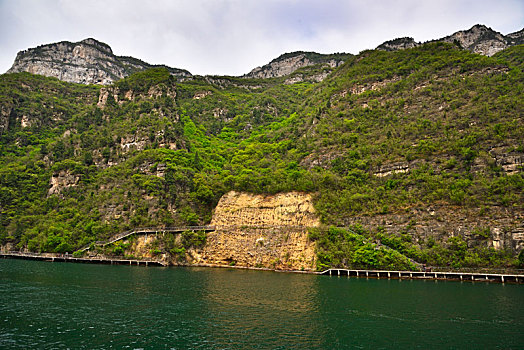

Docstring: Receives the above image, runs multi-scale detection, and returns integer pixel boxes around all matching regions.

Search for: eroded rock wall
[195,191,320,270]
[344,205,524,254]
[210,191,320,228]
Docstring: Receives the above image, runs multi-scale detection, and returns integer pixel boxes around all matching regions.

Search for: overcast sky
[1,0,523,76]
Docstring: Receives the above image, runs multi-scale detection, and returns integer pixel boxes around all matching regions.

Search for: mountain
[244,51,350,81]
[0,33,523,270]
[438,24,511,56]
[376,37,418,52]
[377,24,524,56]
[7,38,191,85]
[506,28,524,45]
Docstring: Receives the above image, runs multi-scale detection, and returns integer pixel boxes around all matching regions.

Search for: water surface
[1,259,523,348]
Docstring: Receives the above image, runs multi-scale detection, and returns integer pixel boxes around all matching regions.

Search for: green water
[0,259,523,349]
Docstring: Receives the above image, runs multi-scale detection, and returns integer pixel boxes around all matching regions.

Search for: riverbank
[2,251,523,284]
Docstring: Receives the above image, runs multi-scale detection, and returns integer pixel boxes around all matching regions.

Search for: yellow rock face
[210,191,320,228]
[193,191,320,271]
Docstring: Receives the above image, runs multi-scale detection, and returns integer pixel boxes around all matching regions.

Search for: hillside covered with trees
[1,42,523,270]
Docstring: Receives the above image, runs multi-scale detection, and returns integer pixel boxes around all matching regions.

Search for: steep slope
[0,42,523,270]
[196,191,319,270]
[506,28,524,45]
[244,51,350,80]
[376,37,418,51]
[437,24,509,56]
[7,38,191,85]
[377,24,524,56]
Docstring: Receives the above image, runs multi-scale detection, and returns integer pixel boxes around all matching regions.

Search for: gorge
[0,24,523,272]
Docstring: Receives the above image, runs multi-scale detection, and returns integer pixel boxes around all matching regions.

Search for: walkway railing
[320,268,524,284]
[78,226,217,251]
[77,225,317,252]
[0,251,166,266]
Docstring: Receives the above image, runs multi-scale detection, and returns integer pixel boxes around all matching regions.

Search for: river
[1,259,523,349]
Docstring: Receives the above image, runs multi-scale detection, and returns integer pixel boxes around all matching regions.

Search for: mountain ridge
[7,38,191,85]
[0,39,523,269]
[377,24,524,56]
[4,24,524,85]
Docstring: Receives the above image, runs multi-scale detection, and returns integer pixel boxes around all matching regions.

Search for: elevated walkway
[0,251,166,266]
[78,226,216,251]
[321,268,524,284]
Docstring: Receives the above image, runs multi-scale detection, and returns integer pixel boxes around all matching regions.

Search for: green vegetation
[309,226,417,271]
[0,42,523,270]
[162,230,207,261]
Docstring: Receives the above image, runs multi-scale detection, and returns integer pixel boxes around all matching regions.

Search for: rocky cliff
[7,38,191,85]
[438,24,510,56]
[7,25,523,86]
[244,51,349,80]
[194,191,320,270]
[377,24,524,56]
[376,37,419,52]
[345,205,524,255]
[115,191,320,270]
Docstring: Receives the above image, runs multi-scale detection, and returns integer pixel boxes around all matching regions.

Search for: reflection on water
[199,268,326,348]
[1,259,523,349]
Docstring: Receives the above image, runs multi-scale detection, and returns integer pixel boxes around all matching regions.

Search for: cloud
[0,0,522,76]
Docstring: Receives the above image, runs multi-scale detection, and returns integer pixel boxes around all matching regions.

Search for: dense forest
[1,42,523,269]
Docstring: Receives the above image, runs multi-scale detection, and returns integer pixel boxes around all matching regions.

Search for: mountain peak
[376,37,418,52]
[80,38,113,54]
[244,51,350,80]
[376,24,522,57]
[438,24,507,56]
[6,38,191,85]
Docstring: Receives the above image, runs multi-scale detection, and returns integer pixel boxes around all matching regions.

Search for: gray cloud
[1,0,523,76]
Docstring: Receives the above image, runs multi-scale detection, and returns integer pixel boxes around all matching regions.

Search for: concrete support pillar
[388,272,390,278]
[501,276,504,283]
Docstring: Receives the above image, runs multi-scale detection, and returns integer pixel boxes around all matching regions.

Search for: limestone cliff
[377,37,419,52]
[114,191,320,270]
[48,170,80,196]
[377,24,524,56]
[343,205,524,255]
[210,191,320,228]
[7,38,191,85]
[245,52,349,80]
[438,24,509,56]
[195,191,320,270]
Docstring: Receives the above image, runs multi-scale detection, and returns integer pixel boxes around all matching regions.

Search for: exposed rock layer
[119,191,320,270]
[193,191,320,270]
[7,38,191,85]
[48,170,80,196]
[244,52,348,79]
[377,24,524,56]
[344,206,524,254]
[210,191,320,228]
